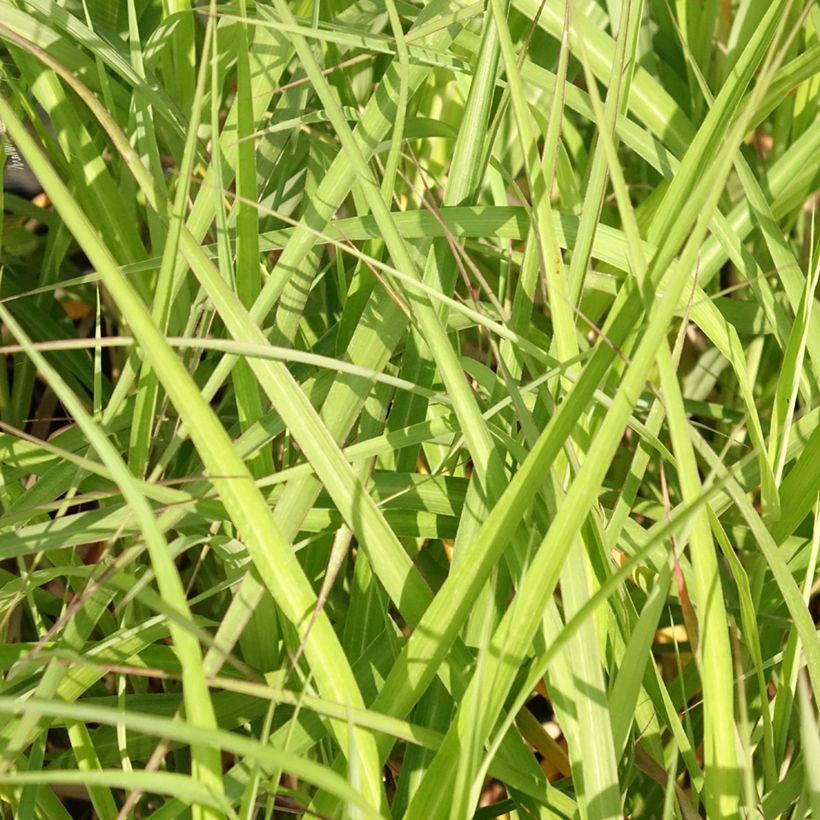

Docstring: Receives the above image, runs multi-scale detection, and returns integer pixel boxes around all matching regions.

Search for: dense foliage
[0,1,819,817]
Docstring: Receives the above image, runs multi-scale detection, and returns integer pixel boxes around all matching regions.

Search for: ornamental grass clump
[0,1,818,818]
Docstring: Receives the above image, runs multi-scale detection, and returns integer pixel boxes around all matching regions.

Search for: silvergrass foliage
[0,1,818,818]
